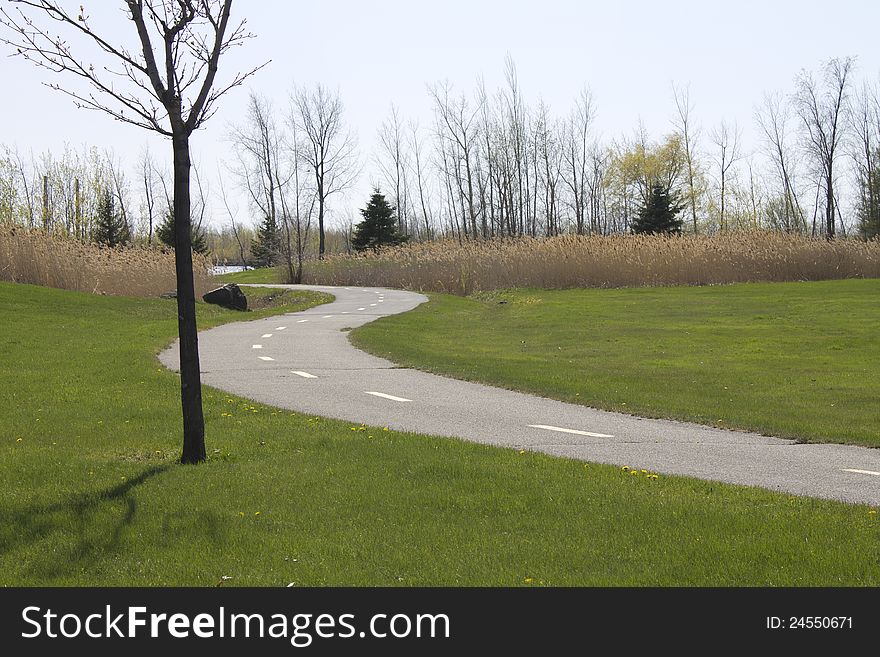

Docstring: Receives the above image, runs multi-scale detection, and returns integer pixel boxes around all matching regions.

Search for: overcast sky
[2,0,879,229]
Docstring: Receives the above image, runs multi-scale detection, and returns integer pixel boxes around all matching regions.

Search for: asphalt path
[159,285,880,506]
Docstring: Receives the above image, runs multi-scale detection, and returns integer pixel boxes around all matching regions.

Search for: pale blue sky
[2,0,878,227]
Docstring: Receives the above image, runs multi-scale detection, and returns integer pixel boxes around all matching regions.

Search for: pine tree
[352,189,407,253]
[157,210,208,254]
[93,188,130,247]
[632,183,684,235]
[250,215,282,267]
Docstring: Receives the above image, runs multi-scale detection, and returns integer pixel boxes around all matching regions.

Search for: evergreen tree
[352,189,408,253]
[250,214,282,267]
[632,183,684,235]
[157,210,208,255]
[93,188,130,247]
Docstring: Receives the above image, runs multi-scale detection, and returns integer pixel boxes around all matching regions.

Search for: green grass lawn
[351,279,880,447]
[2,280,879,586]
[215,267,282,284]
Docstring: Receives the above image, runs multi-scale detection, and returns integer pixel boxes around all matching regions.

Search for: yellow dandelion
[254,511,262,516]
[16,437,23,443]
[518,449,526,455]
[870,510,877,515]
[630,470,639,476]
[238,511,245,518]
[524,577,533,584]
[641,470,648,474]
[621,466,630,472]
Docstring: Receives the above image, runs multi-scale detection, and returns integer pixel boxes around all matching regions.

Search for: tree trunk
[172,132,206,465]
[317,195,325,259]
[826,169,835,239]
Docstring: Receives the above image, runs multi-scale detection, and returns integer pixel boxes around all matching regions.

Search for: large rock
[202,284,248,311]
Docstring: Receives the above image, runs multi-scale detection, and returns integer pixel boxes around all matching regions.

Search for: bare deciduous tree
[138,145,159,244]
[376,104,410,236]
[756,92,806,233]
[672,83,703,233]
[1,0,264,463]
[561,87,595,235]
[794,57,854,239]
[290,84,358,259]
[710,120,742,231]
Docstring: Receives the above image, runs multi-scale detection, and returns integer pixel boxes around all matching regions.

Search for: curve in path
[159,285,880,506]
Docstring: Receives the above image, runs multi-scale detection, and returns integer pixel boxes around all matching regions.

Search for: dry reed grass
[304,233,880,294]
[0,226,212,297]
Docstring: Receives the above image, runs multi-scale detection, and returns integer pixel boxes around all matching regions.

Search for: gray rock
[202,284,248,311]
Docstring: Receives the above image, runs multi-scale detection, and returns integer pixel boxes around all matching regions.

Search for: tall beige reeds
[0,226,212,297]
[303,233,880,294]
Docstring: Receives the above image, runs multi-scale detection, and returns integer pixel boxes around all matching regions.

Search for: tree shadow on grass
[0,465,170,581]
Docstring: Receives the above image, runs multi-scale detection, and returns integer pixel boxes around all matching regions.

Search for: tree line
[370,56,878,242]
[3,55,878,267]
[234,54,880,265]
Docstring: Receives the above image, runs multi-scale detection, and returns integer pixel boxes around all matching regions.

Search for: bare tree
[138,145,158,244]
[105,148,131,235]
[376,104,410,235]
[560,87,595,235]
[430,80,482,240]
[229,92,289,272]
[217,165,249,266]
[755,92,806,233]
[850,81,880,239]
[672,83,703,233]
[1,0,264,464]
[709,120,742,231]
[794,57,855,239]
[290,84,358,259]
[409,121,434,239]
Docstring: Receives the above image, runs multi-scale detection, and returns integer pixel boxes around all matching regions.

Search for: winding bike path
[159,285,880,506]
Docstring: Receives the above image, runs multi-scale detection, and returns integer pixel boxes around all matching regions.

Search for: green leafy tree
[352,189,408,252]
[92,188,130,247]
[632,183,684,235]
[250,215,282,267]
[157,211,208,255]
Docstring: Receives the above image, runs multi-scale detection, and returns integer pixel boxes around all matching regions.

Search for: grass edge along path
[350,279,880,448]
[1,280,879,586]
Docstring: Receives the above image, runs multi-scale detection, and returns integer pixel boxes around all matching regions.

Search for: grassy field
[351,279,880,447]
[215,267,282,284]
[2,280,879,586]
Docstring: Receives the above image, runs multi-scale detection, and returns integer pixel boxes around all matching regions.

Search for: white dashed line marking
[275,327,287,331]
[258,356,275,362]
[370,303,377,307]
[292,371,317,379]
[528,424,614,439]
[365,391,412,403]
[323,315,333,318]
[252,345,263,349]
[261,334,273,338]
[843,468,880,477]
[342,311,350,314]
[297,319,309,323]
